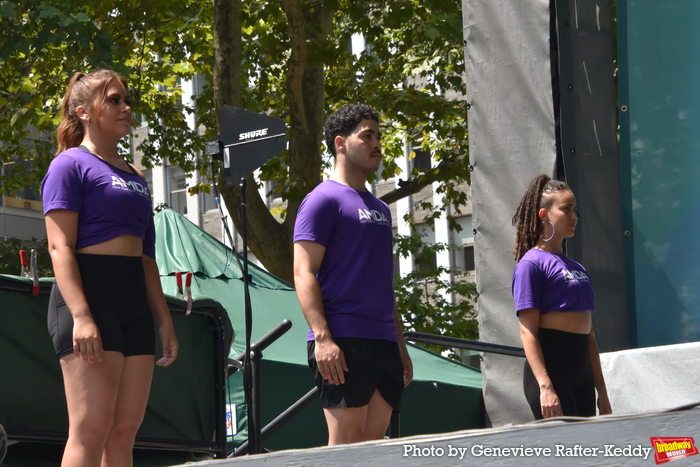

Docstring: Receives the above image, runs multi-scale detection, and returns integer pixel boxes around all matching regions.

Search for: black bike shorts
[47,254,155,359]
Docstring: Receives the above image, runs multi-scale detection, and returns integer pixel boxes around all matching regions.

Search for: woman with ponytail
[41,69,178,466]
[511,174,611,420]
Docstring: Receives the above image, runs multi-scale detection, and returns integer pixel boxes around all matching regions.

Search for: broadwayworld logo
[650,437,698,464]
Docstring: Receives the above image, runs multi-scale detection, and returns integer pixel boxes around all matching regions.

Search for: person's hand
[399,345,413,387]
[72,315,103,363]
[157,324,178,367]
[540,384,562,418]
[315,337,347,385]
[597,390,613,415]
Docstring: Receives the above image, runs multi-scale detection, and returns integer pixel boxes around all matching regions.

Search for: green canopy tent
[0,275,234,466]
[154,209,485,452]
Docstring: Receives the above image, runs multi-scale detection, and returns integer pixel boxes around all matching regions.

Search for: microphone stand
[208,157,262,455]
[239,177,261,455]
[205,107,287,455]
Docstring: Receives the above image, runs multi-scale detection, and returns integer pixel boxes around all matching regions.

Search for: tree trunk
[212,0,334,284]
[212,0,241,112]
[213,0,294,282]
[283,0,333,230]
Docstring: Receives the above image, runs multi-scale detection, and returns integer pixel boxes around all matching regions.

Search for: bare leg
[101,355,154,467]
[361,389,393,441]
[324,405,368,446]
[60,352,123,467]
[323,390,393,445]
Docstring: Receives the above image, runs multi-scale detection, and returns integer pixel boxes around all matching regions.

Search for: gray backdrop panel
[463,0,557,426]
[554,0,629,352]
[463,0,626,427]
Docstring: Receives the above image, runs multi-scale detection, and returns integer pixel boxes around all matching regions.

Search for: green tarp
[154,209,485,451]
[0,274,233,465]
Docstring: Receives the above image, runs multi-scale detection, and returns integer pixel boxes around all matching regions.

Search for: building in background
[1,73,474,295]
[0,148,48,242]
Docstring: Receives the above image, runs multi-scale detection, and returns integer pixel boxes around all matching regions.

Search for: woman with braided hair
[511,174,611,420]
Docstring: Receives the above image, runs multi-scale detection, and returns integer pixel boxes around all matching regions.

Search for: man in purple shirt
[294,104,413,445]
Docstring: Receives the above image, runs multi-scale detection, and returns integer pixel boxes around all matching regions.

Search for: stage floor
[178,406,700,466]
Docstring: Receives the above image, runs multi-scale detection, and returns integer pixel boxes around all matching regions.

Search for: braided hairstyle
[512,174,571,261]
[56,69,128,154]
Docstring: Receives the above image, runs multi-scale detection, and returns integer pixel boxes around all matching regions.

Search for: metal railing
[230,330,525,455]
[403,331,525,358]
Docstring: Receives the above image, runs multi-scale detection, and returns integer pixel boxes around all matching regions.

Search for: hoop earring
[86,116,90,127]
[539,221,555,243]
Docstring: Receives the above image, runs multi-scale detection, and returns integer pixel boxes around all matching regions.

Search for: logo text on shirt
[111,176,150,198]
[358,208,389,226]
[561,269,590,283]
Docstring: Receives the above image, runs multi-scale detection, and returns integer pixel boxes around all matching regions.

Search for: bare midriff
[75,234,143,257]
[539,310,592,335]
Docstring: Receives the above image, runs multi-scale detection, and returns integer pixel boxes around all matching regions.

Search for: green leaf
[10,108,28,126]
[38,2,63,19]
[19,79,33,93]
[0,1,16,19]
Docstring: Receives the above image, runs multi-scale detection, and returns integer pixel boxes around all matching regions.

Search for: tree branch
[379,158,463,205]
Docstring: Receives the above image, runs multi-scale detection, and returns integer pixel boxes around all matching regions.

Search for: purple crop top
[512,248,595,316]
[41,147,156,258]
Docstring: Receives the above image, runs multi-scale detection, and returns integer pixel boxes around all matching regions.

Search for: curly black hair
[324,104,379,156]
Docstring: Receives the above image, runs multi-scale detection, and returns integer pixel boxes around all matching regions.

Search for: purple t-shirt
[294,180,397,342]
[41,147,156,258]
[512,248,595,315]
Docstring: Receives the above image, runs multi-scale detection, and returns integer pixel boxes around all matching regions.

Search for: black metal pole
[390,411,400,438]
[250,343,262,455]
[240,177,261,454]
[403,331,525,358]
[209,309,229,459]
[230,320,292,365]
[233,387,319,457]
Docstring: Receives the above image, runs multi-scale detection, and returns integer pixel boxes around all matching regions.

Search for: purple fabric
[41,147,156,258]
[294,180,397,342]
[512,248,595,315]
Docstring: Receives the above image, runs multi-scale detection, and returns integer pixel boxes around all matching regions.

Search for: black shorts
[308,337,404,411]
[47,254,155,358]
[523,328,595,418]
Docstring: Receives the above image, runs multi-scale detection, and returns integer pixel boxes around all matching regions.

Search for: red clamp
[20,250,39,295]
[175,272,183,297]
[175,272,193,315]
[185,272,192,316]
[30,249,39,296]
[19,250,30,278]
